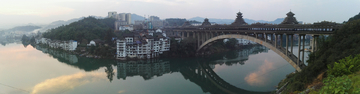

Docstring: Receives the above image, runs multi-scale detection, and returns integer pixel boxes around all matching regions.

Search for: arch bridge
[163,11,343,71]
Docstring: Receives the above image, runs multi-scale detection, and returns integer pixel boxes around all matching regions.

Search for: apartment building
[116,31,170,60]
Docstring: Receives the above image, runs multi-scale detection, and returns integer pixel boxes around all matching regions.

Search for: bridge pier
[286,34,289,56]
[197,32,201,48]
[265,33,268,42]
[181,32,184,39]
[275,34,278,48]
[280,34,283,47]
[298,34,301,66]
[290,34,293,54]
[302,35,305,64]
[187,31,190,38]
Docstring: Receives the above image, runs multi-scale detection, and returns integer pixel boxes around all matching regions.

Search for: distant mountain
[188,17,285,24]
[38,17,84,32]
[131,14,146,23]
[3,25,42,33]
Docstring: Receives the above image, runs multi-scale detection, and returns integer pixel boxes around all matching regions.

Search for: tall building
[149,16,160,21]
[125,13,131,24]
[108,12,117,18]
[118,13,131,24]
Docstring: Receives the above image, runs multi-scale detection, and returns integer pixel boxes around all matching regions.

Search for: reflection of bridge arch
[197,34,303,71]
[180,62,271,94]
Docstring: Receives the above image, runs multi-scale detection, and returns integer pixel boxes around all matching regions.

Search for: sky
[0,0,360,29]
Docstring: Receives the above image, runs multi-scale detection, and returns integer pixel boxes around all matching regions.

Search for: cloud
[31,72,106,94]
[244,59,274,86]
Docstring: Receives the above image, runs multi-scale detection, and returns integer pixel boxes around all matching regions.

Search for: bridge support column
[202,32,205,45]
[298,34,301,67]
[255,33,258,39]
[286,34,289,56]
[291,34,293,53]
[275,34,278,48]
[181,32,184,39]
[302,35,305,64]
[280,34,283,47]
[264,33,267,42]
[315,35,318,51]
[187,31,190,38]
[206,32,209,41]
[197,32,200,48]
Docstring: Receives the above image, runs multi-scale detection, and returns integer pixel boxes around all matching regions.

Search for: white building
[87,40,96,46]
[35,38,78,51]
[119,25,134,31]
[116,33,170,60]
[108,12,117,18]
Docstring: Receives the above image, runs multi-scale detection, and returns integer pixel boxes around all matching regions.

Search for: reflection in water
[34,45,78,63]
[105,65,115,82]
[245,59,275,86]
[117,60,171,80]
[211,45,269,66]
[31,72,106,94]
[180,62,270,94]
[31,44,279,93]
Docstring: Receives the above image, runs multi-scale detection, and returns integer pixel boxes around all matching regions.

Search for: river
[0,43,310,94]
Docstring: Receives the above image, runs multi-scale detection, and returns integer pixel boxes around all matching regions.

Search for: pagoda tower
[231,12,247,25]
[182,21,192,27]
[281,11,299,24]
[201,18,211,26]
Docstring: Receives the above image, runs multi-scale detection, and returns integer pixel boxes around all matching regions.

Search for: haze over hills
[2,13,299,34]
[0,25,41,33]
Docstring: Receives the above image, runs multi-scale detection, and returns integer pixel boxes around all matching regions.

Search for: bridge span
[163,11,343,71]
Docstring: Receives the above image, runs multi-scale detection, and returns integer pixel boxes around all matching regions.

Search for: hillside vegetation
[279,12,360,93]
[42,17,116,42]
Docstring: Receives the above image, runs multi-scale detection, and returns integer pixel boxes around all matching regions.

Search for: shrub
[327,54,360,77]
[319,75,352,94]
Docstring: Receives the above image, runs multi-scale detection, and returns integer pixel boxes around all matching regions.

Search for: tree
[225,38,238,49]
[104,28,113,45]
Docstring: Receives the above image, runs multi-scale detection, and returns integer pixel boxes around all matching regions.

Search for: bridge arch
[197,34,302,71]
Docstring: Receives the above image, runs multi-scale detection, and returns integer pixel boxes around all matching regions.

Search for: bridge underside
[197,34,304,72]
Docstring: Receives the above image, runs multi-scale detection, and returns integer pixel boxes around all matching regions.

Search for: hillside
[38,17,84,33]
[42,16,116,42]
[278,12,360,93]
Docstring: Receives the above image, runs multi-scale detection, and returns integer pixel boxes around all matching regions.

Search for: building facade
[116,31,170,60]
[35,38,78,51]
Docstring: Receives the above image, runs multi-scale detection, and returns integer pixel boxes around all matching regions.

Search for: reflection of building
[34,45,78,63]
[117,60,170,80]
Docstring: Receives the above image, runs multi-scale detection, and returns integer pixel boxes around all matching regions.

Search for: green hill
[42,16,116,41]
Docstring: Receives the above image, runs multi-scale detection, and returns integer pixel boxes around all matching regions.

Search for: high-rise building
[149,16,160,21]
[108,12,117,18]
[118,13,131,24]
[125,13,131,24]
